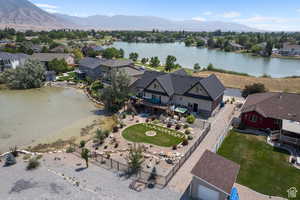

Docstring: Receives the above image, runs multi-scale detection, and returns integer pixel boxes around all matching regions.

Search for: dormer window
[153,83,158,89]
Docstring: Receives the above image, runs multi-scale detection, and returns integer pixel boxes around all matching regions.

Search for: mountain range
[0,0,259,32]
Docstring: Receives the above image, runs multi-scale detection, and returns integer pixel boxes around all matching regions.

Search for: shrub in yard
[113,126,119,133]
[27,158,40,170]
[186,115,196,124]
[182,139,189,146]
[172,145,177,150]
[66,146,75,153]
[9,146,19,157]
[185,129,191,135]
[103,130,110,138]
[23,154,31,160]
[183,124,189,129]
[5,153,16,166]
[188,135,193,140]
[104,145,108,149]
[145,119,149,123]
[36,155,43,160]
[79,140,86,148]
[167,122,172,128]
[175,124,181,130]
[114,143,119,148]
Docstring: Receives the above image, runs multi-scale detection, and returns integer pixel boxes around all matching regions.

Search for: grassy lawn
[122,123,184,147]
[218,130,300,198]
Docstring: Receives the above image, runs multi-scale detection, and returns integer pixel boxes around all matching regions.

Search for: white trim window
[250,115,258,122]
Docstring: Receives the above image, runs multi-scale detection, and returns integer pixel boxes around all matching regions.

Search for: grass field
[195,71,300,93]
[122,123,184,147]
[217,130,300,198]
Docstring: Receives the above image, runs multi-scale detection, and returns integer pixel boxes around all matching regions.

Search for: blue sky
[29,0,300,31]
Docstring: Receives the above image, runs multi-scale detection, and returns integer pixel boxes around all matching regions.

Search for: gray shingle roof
[101,59,133,68]
[79,57,133,69]
[133,70,225,100]
[79,57,105,69]
[31,53,73,62]
[191,150,240,195]
[0,52,28,60]
[242,92,300,122]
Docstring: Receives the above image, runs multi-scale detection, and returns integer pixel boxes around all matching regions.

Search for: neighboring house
[31,44,43,53]
[190,150,240,200]
[0,52,28,72]
[241,92,300,146]
[131,70,225,117]
[279,42,300,56]
[30,53,75,69]
[50,45,68,53]
[229,42,244,51]
[76,57,143,83]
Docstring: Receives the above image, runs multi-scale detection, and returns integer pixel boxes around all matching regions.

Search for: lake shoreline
[111,41,300,78]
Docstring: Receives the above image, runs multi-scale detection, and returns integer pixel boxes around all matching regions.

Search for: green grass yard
[122,123,184,147]
[217,130,300,198]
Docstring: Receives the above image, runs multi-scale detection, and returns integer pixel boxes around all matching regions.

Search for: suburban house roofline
[143,78,170,97]
[193,175,230,196]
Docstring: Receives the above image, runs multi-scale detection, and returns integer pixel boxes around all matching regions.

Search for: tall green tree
[1,59,45,89]
[129,52,139,61]
[48,59,69,74]
[81,148,90,168]
[165,55,177,72]
[100,70,131,113]
[149,57,160,68]
[242,83,267,98]
[126,144,144,175]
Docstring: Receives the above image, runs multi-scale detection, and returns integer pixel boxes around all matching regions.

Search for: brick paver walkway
[168,104,235,192]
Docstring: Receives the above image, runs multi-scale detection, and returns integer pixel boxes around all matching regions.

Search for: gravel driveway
[0,152,181,200]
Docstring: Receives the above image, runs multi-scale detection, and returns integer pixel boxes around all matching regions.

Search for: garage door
[197,185,220,200]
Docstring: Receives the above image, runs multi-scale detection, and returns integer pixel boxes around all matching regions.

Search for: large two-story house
[76,57,144,84]
[131,70,225,117]
[0,52,28,72]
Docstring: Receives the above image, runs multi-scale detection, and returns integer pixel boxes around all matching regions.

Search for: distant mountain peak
[0,0,72,30]
[0,0,258,32]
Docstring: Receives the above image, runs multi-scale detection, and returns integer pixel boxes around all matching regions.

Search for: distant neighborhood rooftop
[0,52,28,60]
[242,92,300,122]
[79,57,133,68]
[191,150,240,195]
[30,53,73,62]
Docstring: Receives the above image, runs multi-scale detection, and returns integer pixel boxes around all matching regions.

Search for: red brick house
[241,92,300,146]
[241,92,300,130]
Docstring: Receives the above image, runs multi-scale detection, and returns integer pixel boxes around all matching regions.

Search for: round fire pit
[145,131,157,137]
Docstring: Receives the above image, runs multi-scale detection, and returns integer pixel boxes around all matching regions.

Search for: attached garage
[190,150,240,200]
[197,185,220,200]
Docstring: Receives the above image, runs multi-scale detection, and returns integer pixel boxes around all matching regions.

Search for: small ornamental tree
[81,148,90,168]
[126,144,144,175]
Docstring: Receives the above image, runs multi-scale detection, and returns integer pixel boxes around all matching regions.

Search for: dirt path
[195,71,300,93]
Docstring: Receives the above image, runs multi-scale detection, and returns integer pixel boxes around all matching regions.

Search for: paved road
[168,104,235,193]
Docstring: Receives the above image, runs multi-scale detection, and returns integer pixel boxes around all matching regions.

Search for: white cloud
[297,9,300,12]
[192,17,206,22]
[203,11,213,16]
[35,4,58,9]
[233,15,300,31]
[44,8,58,13]
[221,11,241,18]
[35,3,59,13]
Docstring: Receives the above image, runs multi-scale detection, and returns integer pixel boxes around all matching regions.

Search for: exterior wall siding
[143,92,170,104]
[187,83,210,97]
[172,95,212,112]
[190,176,228,200]
[241,111,281,130]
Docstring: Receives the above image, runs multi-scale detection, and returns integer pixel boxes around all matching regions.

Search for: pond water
[0,87,99,152]
[112,42,300,78]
